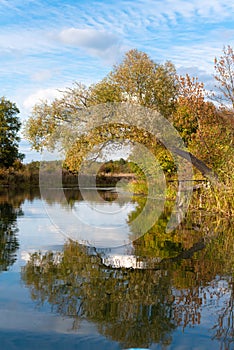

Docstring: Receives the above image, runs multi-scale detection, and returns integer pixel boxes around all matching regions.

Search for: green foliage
[0,97,24,168]
[158,152,177,174]
[127,180,148,195]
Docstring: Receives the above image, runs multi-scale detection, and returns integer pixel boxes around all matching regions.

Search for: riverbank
[1,163,233,218]
[0,166,136,188]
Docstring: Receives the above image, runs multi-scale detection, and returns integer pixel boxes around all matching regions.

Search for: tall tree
[213,45,234,110]
[0,97,24,167]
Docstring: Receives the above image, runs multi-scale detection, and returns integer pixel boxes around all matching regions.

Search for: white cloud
[23,88,62,111]
[59,28,117,50]
[57,27,122,61]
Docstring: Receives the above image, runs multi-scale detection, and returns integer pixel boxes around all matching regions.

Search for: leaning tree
[25,50,218,181]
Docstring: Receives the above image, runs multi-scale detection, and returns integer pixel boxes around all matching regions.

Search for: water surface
[0,187,233,350]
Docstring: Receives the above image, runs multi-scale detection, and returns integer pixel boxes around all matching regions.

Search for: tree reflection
[42,187,120,208]
[22,241,176,348]
[20,187,234,349]
[0,187,41,271]
[22,217,234,349]
[130,194,234,349]
[212,278,234,350]
[0,201,21,271]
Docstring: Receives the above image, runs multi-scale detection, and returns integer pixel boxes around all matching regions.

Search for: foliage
[0,160,41,187]
[22,240,176,348]
[98,158,132,174]
[109,49,178,117]
[172,75,208,144]
[89,78,122,104]
[23,46,234,188]
[24,50,178,174]
[172,73,234,179]
[213,45,234,109]
[0,97,24,168]
[189,108,234,177]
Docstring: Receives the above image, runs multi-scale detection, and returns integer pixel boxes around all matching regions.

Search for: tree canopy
[0,97,24,168]
[25,50,178,151]
[24,47,234,182]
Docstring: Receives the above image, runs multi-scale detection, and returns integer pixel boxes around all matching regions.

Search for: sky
[0,0,234,161]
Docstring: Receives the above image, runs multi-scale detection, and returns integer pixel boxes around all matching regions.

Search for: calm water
[0,187,233,350]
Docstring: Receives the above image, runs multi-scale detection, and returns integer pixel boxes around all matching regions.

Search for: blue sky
[0,0,234,161]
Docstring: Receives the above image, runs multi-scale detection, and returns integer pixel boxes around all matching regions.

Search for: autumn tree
[171,74,233,176]
[172,75,216,154]
[25,50,178,150]
[109,49,178,117]
[25,50,218,180]
[0,97,24,167]
[213,45,234,110]
[172,75,210,145]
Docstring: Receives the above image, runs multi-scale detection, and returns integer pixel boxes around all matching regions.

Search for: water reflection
[0,202,20,271]
[20,186,234,349]
[22,241,176,348]
[0,187,42,272]
[41,187,137,247]
[0,188,30,271]
[21,238,234,349]
[0,187,233,349]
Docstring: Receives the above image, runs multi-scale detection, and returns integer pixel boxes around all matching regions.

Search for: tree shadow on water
[0,201,21,271]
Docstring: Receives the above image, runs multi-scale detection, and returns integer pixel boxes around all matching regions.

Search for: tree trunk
[172,147,218,182]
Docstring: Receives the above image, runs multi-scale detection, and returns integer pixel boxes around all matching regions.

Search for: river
[0,186,233,350]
